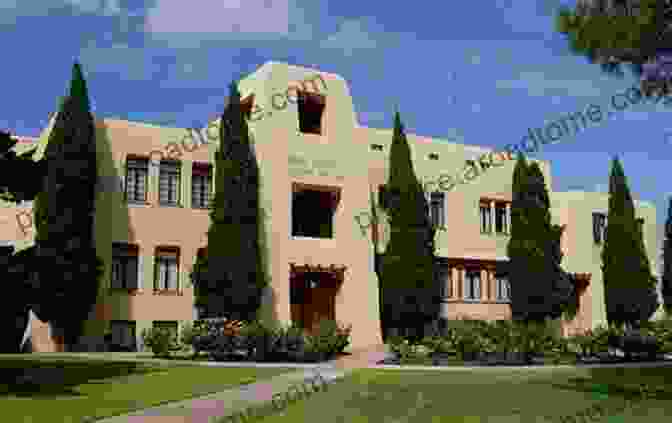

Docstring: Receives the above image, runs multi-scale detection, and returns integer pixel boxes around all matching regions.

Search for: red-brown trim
[289,263,347,280]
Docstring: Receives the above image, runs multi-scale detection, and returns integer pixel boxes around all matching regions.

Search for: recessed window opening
[428,153,439,160]
[292,188,338,238]
[298,91,325,134]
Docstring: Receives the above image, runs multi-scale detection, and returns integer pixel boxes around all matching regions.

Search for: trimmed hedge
[182,318,351,363]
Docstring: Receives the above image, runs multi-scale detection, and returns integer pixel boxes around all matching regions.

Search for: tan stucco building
[0,62,662,352]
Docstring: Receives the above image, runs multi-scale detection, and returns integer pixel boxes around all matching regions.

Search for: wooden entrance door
[290,272,338,333]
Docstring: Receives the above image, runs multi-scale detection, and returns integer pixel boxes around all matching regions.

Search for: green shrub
[238,320,279,360]
[141,327,180,358]
[420,335,454,354]
[304,319,352,358]
[275,322,305,354]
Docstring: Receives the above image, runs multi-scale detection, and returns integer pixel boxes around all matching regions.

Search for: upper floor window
[440,267,453,298]
[192,164,212,209]
[125,158,148,203]
[495,202,508,234]
[159,161,181,206]
[371,144,383,151]
[495,274,510,302]
[298,91,325,135]
[154,247,179,291]
[428,153,439,160]
[464,269,481,301]
[593,212,607,244]
[429,192,445,228]
[111,243,139,289]
[291,187,338,238]
[479,202,492,234]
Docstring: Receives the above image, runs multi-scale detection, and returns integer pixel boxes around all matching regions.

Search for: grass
[252,366,672,422]
[0,355,295,423]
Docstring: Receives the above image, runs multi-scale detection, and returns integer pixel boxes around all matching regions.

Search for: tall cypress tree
[0,130,44,352]
[662,197,672,314]
[602,156,658,328]
[379,111,439,340]
[31,62,104,350]
[507,153,532,321]
[191,81,268,322]
[507,154,574,322]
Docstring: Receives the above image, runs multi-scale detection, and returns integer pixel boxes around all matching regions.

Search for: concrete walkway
[92,345,391,423]
[94,366,349,423]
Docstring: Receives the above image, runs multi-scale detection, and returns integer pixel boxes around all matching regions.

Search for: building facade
[0,62,661,352]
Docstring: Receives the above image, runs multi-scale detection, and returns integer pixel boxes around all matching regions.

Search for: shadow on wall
[83,121,134,351]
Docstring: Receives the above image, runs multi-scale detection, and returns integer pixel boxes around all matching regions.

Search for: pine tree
[555,0,670,96]
[31,61,104,350]
[602,156,658,328]
[379,111,439,340]
[662,197,672,314]
[506,154,574,323]
[191,81,268,322]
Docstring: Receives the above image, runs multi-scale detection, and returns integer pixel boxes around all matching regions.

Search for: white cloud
[496,71,604,98]
[64,0,122,15]
[145,0,290,36]
[319,19,378,57]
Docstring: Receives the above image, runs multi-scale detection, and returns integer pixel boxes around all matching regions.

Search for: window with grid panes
[125,158,148,203]
[110,321,136,350]
[464,269,481,300]
[480,202,492,234]
[496,274,510,301]
[111,243,139,289]
[154,248,179,290]
[495,202,507,234]
[593,212,607,244]
[440,266,452,298]
[430,192,445,228]
[159,161,181,205]
[192,164,212,209]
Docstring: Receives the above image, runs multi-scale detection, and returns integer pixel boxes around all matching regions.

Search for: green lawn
[0,355,295,423]
[254,366,672,422]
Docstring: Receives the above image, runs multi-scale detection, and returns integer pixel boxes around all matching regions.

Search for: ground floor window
[496,274,510,302]
[110,320,137,351]
[464,269,481,300]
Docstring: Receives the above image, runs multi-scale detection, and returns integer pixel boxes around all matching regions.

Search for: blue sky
[1,0,670,265]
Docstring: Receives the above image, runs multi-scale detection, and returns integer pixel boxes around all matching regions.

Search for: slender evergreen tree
[662,197,672,314]
[31,61,104,350]
[507,153,532,321]
[191,81,268,322]
[507,154,575,323]
[601,156,658,328]
[0,129,46,353]
[379,111,439,340]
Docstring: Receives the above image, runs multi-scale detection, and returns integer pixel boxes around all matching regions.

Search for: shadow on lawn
[528,367,672,402]
[0,359,159,398]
